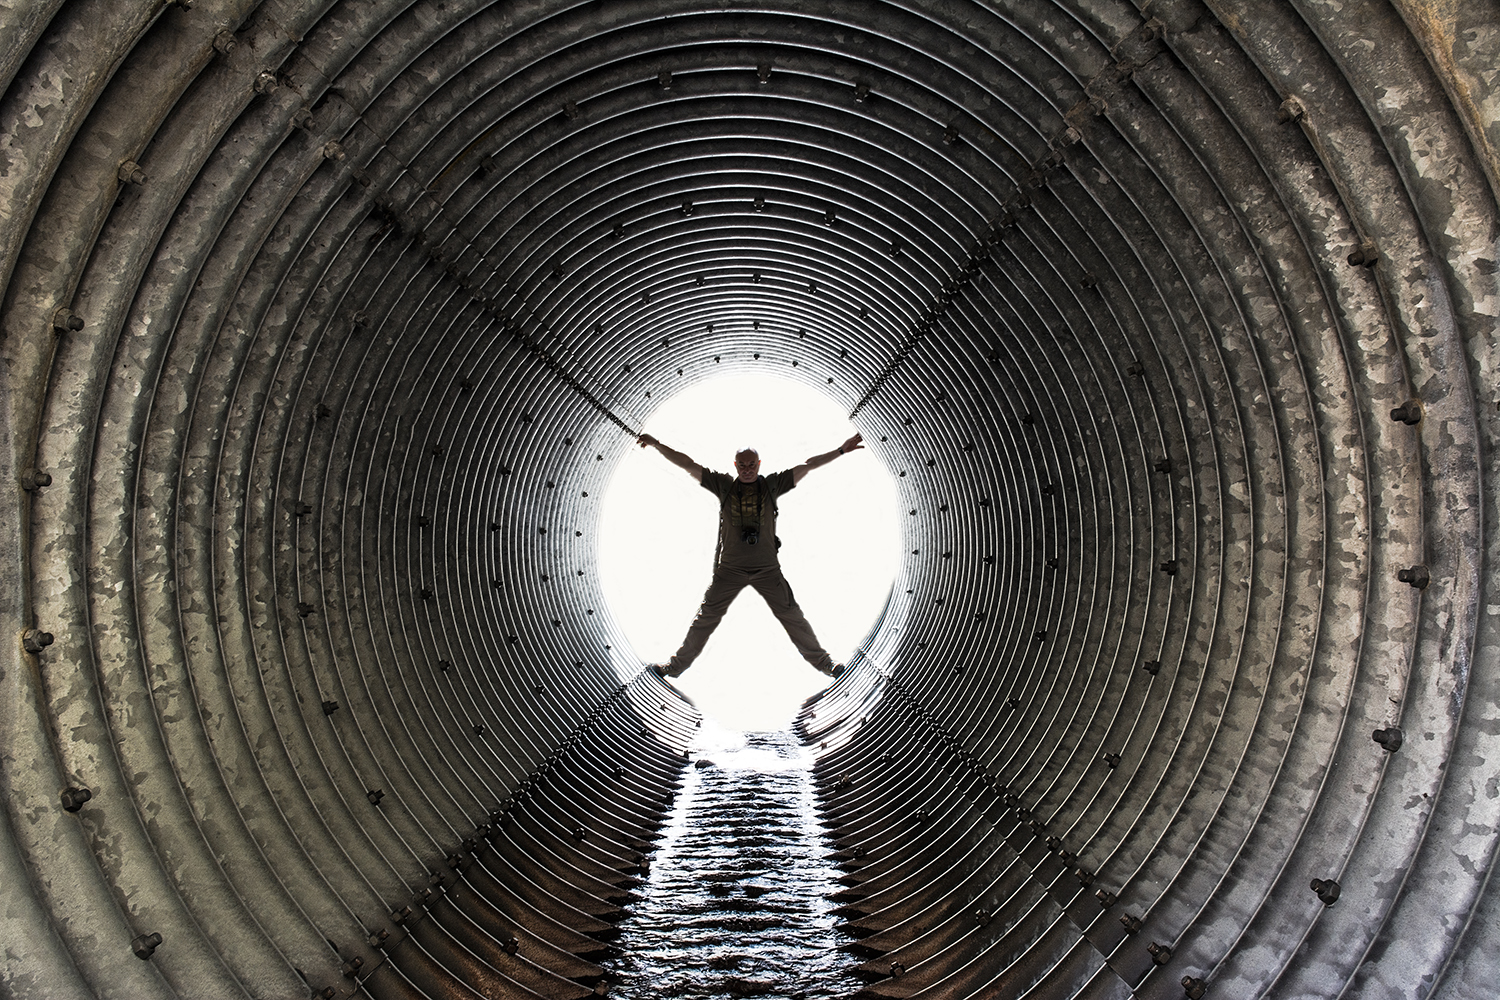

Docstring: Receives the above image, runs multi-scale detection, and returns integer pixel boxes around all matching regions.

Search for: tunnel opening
[600,373,900,730]
[0,2,1496,999]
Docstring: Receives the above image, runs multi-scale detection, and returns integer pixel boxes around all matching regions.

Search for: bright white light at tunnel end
[600,374,901,733]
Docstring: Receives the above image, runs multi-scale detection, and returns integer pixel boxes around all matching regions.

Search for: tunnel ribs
[0,1,1496,999]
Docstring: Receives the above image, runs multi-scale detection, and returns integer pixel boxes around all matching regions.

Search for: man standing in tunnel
[636,431,864,680]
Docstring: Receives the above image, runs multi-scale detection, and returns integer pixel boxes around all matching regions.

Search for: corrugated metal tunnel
[1,1,1496,997]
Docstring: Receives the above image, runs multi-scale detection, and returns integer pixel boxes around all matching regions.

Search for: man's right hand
[637,434,703,480]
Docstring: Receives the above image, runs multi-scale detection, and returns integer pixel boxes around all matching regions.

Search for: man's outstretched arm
[638,434,704,481]
[792,433,863,484]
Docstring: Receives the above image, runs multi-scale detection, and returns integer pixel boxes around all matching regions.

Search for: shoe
[651,667,697,707]
[817,662,846,679]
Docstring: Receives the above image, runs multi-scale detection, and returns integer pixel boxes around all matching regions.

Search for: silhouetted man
[636,432,864,679]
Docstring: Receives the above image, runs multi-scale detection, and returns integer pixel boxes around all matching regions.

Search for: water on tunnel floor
[605,728,864,999]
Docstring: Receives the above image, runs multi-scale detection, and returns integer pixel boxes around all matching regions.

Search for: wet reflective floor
[606,729,865,999]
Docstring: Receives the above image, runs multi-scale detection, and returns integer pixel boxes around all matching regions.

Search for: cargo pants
[667,563,834,673]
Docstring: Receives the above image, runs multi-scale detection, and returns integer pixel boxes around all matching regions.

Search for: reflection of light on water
[606,726,863,999]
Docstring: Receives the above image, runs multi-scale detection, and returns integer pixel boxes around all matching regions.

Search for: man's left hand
[839,433,864,455]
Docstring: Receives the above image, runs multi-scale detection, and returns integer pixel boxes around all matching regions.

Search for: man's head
[734,448,760,482]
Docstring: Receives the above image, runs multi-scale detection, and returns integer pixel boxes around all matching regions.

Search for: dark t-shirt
[701,469,797,567]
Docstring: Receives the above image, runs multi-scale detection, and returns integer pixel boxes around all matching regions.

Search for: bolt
[342,956,363,978]
[52,307,84,333]
[212,30,237,55]
[1372,727,1403,752]
[322,141,344,161]
[131,932,163,960]
[291,107,315,130]
[853,82,870,103]
[473,724,486,736]
[1182,976,1208,999]
[680,199,694,216]
[753,195,765,212]
[1103,752,1121,768]
[322,700,339,716]
[1142,660,1161,676]
[1160,560,1178,576]
[1277,96,1305,123]
[1397,565,1430,589]
[297,602,316,618]
[254,70,278,95]
[61,786,92,812]
[117,160,147,185]
[367,789,384,806]
[943,124,960,145]
[1348,243,1379,268]
[1096,889,1117,907]
[657,70,672,90]
[1310,877,1340,905]
[562,100,579,120]
[757,62,772,85]
[1148,942,1172,965]
[1120,913,1142,933]
[1155,458,1172,473]
[1390,399,1422,425]
[22,628,53,653]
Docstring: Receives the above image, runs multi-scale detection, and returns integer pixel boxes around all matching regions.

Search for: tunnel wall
[0,1,1495,999]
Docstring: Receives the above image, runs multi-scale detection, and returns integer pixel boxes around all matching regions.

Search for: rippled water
[605,728,865,999]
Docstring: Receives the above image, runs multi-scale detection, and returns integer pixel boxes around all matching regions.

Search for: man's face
[734,450,760,482]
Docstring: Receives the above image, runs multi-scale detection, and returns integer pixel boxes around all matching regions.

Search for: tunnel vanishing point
[1,1,1497,998]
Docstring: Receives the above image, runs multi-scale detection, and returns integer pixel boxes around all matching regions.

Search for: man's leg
[665,566,748,675]
[749,566,836,672]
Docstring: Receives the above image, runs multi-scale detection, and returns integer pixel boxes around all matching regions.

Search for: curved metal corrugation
[0,2,1495,998]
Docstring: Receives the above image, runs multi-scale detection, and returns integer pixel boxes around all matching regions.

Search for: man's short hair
[735,448,759,461]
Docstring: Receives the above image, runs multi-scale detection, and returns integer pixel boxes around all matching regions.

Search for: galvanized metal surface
[0,1,1495,998]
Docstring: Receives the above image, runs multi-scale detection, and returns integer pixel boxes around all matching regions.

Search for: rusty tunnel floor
[605,728,864,999]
